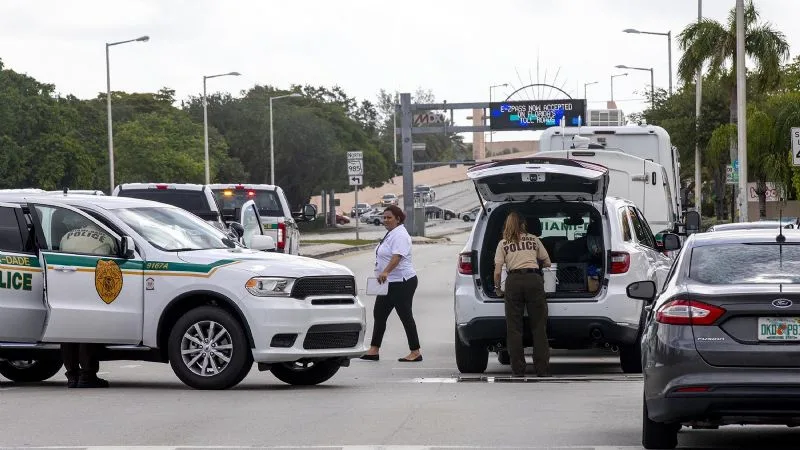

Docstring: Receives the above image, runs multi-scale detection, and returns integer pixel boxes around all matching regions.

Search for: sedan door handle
[52,265,77,272]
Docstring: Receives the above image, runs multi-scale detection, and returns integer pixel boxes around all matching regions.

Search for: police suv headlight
[245,277,295,297]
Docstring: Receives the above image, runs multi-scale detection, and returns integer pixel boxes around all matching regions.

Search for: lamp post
[203,71,241,184]
[106,35,149,193]
[488,83,508,149]
[735,0,747,221]
[615,65,655,107]
[583,81,598,102]
[623,28,673,95]
[610,73,628,102]
[695,0,703,212]
[269,93,303,185]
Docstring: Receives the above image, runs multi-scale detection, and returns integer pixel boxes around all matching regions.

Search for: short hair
[384,205,406,224]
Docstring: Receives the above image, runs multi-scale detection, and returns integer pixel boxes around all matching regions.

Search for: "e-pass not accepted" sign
[792,128,800,167]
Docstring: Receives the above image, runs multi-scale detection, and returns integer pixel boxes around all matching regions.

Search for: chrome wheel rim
[181,320,233,377]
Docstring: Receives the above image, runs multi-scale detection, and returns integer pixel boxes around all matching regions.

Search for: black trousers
[61,343,101,379]
[369,276,420,350]
[504,272,550,376]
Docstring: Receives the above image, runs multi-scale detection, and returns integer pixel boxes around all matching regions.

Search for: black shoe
[76,376,109,388]
[398,355,423,362]
[536,372,553,378]
[67,377,78,388]
[359,354,379,361]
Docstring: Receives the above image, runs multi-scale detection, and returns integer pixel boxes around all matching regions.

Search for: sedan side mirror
[120,236,135,259]
[250,235,276,251]
[626,280,657,302]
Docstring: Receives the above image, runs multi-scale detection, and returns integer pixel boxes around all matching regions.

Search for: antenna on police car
[777,204,786,243]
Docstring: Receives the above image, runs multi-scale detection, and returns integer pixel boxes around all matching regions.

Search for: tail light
[234,185,245,190]
[656,299,726,326]
[247,190,256,197]
[675,386,710,393]
[277,222,286,250]
[458,252,473,275]
[610,252,630,274]
[155,184,168,190]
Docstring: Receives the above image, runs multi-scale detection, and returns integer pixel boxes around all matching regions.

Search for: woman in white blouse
[360,205,422,362]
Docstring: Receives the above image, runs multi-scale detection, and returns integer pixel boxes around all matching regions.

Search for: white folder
[366,277,389,296]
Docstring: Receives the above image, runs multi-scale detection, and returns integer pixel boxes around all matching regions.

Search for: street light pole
[736,0,748,221]
[610,73,628,102]
[202,71,241,184]
[695,0,703,212]
[623,28,673,95]
[106,35,149,193]
[615,65,655,107]
[584,81,598,102]
[488,83,508,150]
[269,93,303,185]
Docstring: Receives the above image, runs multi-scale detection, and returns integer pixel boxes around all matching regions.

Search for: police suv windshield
[113,206,237,251]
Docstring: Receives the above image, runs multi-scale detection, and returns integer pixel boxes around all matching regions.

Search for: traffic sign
[349,175,363,186]
[725,164,739,184]
[733,159,739,170]
[792,128,800,167]
[347,159,363,176]
[347,151,363,160]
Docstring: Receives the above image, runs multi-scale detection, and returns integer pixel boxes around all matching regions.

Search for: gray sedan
[627,229,800,449]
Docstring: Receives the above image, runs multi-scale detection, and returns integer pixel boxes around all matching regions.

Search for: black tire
[167,306,253,390]
[463,216,471,222]
[444,213,453,220]
[373,219,381,226]
[270,359,340,385]
[620,342,643,373]
[497,350,511,365]
[0,353,63,382]
[642,394,679,449]
[455,328,488,373]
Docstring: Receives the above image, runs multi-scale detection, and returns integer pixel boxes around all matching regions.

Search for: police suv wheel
[0,354,63,383]
[454,328,488,373]
[168,306,253,390]
[270,359,340,386]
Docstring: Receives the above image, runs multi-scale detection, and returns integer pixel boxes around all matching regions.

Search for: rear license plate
[758,317,800,341]
[522,173,545,182]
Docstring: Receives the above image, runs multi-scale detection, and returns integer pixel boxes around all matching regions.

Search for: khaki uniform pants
[504,272,550,375]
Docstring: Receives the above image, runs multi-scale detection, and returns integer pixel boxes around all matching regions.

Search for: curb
[302,236,451,259]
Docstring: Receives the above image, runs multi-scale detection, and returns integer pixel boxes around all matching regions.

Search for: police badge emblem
[95,259,123,304]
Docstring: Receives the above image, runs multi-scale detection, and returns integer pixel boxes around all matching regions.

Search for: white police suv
[0,193,366,389]
[454,157,681,374]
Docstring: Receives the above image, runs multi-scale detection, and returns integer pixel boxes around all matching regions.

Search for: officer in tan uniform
[494,211,552,377]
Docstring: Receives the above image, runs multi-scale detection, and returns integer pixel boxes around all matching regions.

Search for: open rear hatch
[467,157,609,206]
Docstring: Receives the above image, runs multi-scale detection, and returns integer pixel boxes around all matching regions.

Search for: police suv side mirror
[661,233,681,251]
[250,235,276,252]
[120,236,135,259]
[626,280,657,302]
[228,222,245,239]
[293,204,317,222]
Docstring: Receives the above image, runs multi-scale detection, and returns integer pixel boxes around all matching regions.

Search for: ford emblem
[772,298,793,308]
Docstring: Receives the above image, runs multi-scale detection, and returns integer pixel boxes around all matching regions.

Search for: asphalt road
[2,232,799,449]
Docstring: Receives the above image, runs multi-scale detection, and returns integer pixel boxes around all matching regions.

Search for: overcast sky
[2,1,798,141]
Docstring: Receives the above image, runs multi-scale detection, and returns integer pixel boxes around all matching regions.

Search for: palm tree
[678,0,789,219]
[678,1,789,123]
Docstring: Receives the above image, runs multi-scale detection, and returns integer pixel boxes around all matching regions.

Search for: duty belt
[508,268,543,275]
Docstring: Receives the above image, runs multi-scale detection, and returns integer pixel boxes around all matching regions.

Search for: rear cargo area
[479,202,606,299]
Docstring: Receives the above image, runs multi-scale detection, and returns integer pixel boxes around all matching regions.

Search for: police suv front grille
[311,298,355,305]
[302,324,361,350]
[292,276,356,299]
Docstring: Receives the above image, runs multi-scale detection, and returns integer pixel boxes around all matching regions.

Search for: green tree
[677,0,790,124]
[707,124,737,219]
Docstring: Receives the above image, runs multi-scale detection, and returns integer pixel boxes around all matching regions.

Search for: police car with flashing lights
[0,193,367,390]
[208,184,315,256]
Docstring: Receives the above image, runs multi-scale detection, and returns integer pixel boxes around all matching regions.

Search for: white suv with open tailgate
[454,157,681,374]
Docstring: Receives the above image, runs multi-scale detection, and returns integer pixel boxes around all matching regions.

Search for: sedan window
[689,243,800,284]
